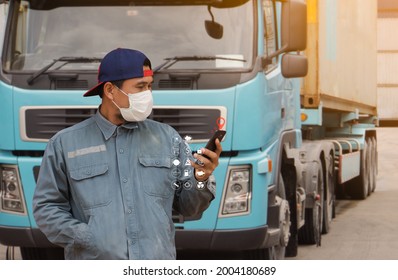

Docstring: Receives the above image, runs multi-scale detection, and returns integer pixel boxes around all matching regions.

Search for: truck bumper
[175,225,268,251]
[0,226,57,247]
[2,225,270,251]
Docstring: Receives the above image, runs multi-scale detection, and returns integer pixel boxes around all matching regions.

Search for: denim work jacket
[33,110,215,260]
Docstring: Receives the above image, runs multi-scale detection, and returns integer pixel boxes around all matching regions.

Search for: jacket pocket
[138,155,174,198]
[69,163,111,209]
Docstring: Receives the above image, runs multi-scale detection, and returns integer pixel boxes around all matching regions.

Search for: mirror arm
[207,5,215,22]
[261,44,288,68]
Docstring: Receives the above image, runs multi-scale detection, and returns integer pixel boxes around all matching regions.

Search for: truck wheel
[261,193,290,259]
[20,247,64,260]
[298,165,323,245]
[346,140,369,199]
[244,176,289,260]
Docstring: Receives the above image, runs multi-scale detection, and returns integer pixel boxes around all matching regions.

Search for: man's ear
[102,82,114,100]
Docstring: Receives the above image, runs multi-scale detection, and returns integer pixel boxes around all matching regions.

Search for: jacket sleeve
[172,134,216,217]
[32,138,94,249]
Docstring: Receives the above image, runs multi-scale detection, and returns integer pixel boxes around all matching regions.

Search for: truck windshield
[4,0,254,72]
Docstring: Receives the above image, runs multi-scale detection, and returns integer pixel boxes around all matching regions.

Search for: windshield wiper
[27,56,102,85]
[153,55,246,72]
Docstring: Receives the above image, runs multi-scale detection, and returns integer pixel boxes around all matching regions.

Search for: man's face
[114,65,153,109]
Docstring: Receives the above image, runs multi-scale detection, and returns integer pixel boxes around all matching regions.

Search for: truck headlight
[219,166,251,216]
[1,165,26,214]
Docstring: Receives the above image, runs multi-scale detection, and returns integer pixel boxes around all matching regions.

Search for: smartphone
[204,130,226,152]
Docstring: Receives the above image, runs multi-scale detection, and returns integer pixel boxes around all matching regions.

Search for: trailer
[301,0,378,202]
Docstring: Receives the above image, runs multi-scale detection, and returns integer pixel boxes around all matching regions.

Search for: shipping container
[377,17,398,124]
[302,0,377,115]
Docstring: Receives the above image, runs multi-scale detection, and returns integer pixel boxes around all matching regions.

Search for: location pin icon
[216,117,226,130]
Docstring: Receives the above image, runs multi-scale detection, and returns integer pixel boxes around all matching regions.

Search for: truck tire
[368,137,377,194]
[20,247,64,260]
[285,234,298,257]
[244,201,289,260]
[244,176,289,260]
[262,196,290,259]
[298,165,323,245]
[322,154,335,234]
[6,246,16,260]
[346,139,369,199]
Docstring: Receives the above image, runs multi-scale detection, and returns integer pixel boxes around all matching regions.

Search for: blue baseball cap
[84,48,153,97]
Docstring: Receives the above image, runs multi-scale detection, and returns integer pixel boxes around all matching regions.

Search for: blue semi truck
[0,0,377,259]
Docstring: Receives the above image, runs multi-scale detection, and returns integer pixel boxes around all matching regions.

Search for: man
[33,48,221,260]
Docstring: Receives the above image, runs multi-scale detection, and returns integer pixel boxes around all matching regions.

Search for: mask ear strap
[118,88,129,97]
[112,99,121,110]
[111,85,131,110]
[109,84,121,108]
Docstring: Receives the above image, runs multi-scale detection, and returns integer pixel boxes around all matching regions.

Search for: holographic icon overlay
[168,135,217,193]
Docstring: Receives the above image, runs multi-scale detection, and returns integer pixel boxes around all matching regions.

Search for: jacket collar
[94,108,138,140]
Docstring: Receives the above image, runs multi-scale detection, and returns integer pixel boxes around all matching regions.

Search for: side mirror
[281,0,307,52]
[281,53,308,78]
[263,0,307,66]
[205,20,223,40]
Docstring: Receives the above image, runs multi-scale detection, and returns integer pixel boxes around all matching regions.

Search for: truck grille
[21,106,225,142]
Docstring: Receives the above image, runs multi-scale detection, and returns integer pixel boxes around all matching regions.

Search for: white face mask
[112,87,153,122]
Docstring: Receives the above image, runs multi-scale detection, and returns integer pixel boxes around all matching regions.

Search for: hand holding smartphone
[194,130,225,174]
[205,130,226,152]
[200,130,226,160]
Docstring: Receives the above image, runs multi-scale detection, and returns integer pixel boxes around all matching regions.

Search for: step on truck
[0,0,377,259]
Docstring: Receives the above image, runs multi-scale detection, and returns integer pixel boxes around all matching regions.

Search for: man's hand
[190,138,222,181]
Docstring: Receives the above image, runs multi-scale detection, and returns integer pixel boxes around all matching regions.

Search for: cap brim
[83,82,105,97]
